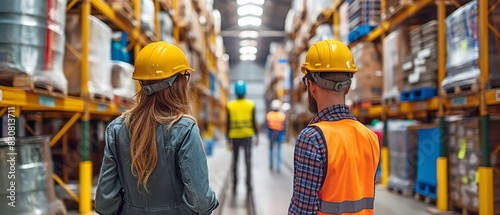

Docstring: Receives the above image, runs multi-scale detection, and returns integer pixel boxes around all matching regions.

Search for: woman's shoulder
[173,116,197,128]
[107,116,126,132]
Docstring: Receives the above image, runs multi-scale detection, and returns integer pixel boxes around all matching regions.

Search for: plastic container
[0,0,68,94]
[111,61,135,99]
[415,126,440,199]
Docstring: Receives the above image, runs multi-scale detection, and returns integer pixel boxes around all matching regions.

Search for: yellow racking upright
[0,0,229,213]
[288,0,500,214]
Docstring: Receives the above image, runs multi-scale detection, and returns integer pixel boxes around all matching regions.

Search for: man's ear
[308,79,316,95]
[345,85,350,95]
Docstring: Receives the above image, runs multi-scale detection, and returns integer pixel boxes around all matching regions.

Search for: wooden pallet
[0,73,66,98]
[108,1,137,27]
[353,99,382,109]
[385,0,414,19]
[449,204,479,215]
[387,186,414,198]
[414,193,436,205]
[68,91,113,104]
[443,83,480,97]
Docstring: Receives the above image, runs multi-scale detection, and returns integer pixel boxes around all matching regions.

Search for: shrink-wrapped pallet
[159,12,174,44]
[111,61,135,99]
[442,0,500,92]
[383,27,410,102]
[141,0,155,33]
[387,120,418,193]
[0,0,68,94]
[306,0,334,23]
[64,14,113,100]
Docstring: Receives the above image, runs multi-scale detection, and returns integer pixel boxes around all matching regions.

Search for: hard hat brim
[132,67,195,81]
[301,66,357,74]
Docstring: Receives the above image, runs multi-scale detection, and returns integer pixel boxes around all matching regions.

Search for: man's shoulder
[298,125,323,141]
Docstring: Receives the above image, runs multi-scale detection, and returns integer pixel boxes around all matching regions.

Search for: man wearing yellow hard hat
[288,39,380,215]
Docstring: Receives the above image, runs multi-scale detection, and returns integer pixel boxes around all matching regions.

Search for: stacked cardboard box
[402,20,438,92]
[448,117,500,213]
[348,42,383,104]
[388,125,418,193]
[347,0,381,43]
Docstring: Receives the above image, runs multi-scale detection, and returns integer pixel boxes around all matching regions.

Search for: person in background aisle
[266,99,286,172]
[288,39,380,215]
[95,42,218,215]
[226,80,259,193]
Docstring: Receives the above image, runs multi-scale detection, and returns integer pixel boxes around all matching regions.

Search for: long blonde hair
[122,73,195,191]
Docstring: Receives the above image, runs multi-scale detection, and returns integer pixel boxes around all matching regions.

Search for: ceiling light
[239,30,259,38]
[237,5,263,16]
[237,0,264,5]
[239,46,258,54]
[240,39,258,47]
[238,16,261,26]
[240,54,256,61]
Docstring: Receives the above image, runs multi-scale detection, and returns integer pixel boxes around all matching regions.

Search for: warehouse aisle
[207,135,433,215]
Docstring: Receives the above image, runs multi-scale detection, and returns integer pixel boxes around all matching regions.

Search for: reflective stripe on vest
[266,111,286,131]
[319,197,374,214]
[311,120,380,215]
[227,99,255,138]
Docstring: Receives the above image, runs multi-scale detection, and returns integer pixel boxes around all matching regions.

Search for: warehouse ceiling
[214,0,292,67]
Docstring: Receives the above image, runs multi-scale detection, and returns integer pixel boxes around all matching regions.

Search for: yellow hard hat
[132,41,194,80]
[301,39,357,74]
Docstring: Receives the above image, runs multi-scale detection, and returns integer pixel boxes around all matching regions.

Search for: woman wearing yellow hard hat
[95,41,219,215]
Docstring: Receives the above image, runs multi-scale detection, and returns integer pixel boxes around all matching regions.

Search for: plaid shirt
[288,104,357,215]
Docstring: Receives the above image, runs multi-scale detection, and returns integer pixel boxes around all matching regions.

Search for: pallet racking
[0,0,228,213]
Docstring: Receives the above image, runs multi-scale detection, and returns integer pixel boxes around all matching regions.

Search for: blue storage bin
[415,126,440,199]
[111,31,131,63]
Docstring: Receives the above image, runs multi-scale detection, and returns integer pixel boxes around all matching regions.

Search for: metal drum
[0,0,68,93]
[0,136,66,215]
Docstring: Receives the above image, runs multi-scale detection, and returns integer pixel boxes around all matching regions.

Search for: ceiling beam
[220,30,287,37]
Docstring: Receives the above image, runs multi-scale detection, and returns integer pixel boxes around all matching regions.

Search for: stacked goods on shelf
[308,24,334,47]
[0,0,68,94]
[384,0,414,19]
[64,15,113,101]
[442,0,500,95]
[105,0,136,27]
[339,2,350,44]
[347,0,381,43]
[447,117,500,213]
[0,137,66,215]
[159,12,174,43]
[306,0,334,23]
[111,61,135,99]
[387,120,418,194]
[383,27,410,103]
[213,9,221,35]
[415,125,440,199]
[177,0,193,27]
[346,42,383,107]
[400,20,438,101]
[141,0,155,40]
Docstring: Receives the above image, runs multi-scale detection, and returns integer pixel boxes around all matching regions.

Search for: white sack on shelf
[64,14,113,99]
[111,61,135,99]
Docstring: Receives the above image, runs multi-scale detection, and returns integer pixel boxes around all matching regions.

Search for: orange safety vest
[311,120,380,215]
[266,111,286,131]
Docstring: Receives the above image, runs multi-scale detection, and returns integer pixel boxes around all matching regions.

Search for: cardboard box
[349,42,383,103]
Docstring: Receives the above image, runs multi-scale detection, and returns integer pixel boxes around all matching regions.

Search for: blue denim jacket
[95,116,218,215]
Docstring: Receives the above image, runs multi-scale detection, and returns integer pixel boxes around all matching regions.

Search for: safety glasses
[184,72,191,82]
[301,73,314,87]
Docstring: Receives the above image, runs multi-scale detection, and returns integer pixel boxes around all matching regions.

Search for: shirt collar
[309,104,355,124]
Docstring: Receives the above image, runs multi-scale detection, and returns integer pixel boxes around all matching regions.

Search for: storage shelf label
[451,97,467,106]
[0,89,3,102]
[496,90,500,101]
[39,96,55,107]
[98,104,107,112]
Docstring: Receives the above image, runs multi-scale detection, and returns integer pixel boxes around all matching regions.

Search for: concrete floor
[207,136,435,215]
[68,135,441,215]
